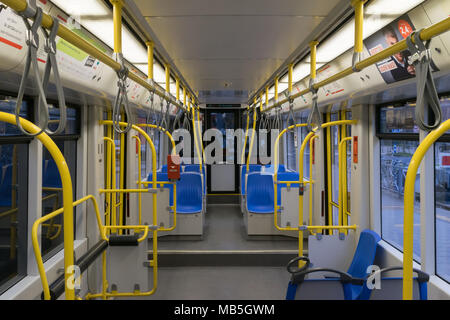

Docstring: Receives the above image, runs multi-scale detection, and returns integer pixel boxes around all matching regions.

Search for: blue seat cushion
[246,172,274,213]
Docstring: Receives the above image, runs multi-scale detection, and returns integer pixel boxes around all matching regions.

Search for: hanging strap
[182,108,191,131]
[112,54,132,134]
[159,94,170,130]
[306,78,322,132]
[15,6,50,136]
[406,29,442,132]
[287,97,296,128]
[41,18,67,135]
[172,107,183,131]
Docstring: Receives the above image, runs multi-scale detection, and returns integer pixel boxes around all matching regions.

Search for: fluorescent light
[51,0,109,17]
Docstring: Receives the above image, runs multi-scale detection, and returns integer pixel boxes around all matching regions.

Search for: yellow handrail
[246,107,257,171]
[0,112,75,300]
[0,0,196,111]
[309,135,319,234]
[241,107,250,164]
[99,120,159,298]
[137,123,176,155]
[133,136,143,225]
[338,137,352,233]
[32,195,106,300]
[403,119,450,299]
[103,137,117,227]
[255,17,450,112]
[191,107,203,170]
[273,121,357,236]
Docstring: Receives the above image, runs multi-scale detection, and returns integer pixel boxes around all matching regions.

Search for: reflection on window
[0,98,29,293]
[435,143,450,282]
[379,104,418,134]
[0,144,28,292]
[380,139,421,261]
[0,100,28,136]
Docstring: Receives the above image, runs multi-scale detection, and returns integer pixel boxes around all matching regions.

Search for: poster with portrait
[364,15,439,84]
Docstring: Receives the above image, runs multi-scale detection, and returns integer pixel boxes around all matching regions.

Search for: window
[0,97,30,294]
[435,96,450,282]
[41,105,79,259]
[378,103,421,262]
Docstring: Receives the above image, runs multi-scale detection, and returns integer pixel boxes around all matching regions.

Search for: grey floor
[144,204,296,299]
[147,266,290,300]
[159,204,299,251]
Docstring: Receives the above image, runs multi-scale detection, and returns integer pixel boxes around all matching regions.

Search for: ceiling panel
[132,0,344,101]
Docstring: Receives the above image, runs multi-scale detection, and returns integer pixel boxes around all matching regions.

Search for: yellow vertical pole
[133,136,142,225]
[106,111,112,230]
[309,136,318,229]
[196,106,205,164]
[352,0,367,56]
[298,131,315,266]
[274,77,279,101]
[165,64,170,94]
[310,41,319,80]
[265,87,269,111]
[247,97,258,171]
[341,109,348,227]
[241,106,250,165]
[110,0,123,54]
[192,104,202,170]
[146,41,154,80]
[176,78,180,101]
[183,87,187,110]
[119,113,125,233]
[288,64,293,94]
[325,113,333,234]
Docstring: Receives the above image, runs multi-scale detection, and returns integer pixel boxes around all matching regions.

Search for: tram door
[205,108,240,194]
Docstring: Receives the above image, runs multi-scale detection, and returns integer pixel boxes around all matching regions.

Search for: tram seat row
[147,172,203,214]
[159,164,206,195]
[286,229,429,300]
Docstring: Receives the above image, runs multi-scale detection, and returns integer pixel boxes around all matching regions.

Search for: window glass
[435,97,450,282]
[41,139,77,259]
[41,106,79,259]
[379,104,419,134]
[47,105,80,135]
[0,100,29,136]
[380,139,421,261]
[0,99,29,293]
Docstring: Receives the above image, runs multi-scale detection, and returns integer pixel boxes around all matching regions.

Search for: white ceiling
[133,0,345,100]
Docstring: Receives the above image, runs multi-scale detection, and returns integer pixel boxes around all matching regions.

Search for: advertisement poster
[364,15,439,84]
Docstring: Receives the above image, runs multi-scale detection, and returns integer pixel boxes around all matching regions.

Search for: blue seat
[276,172,300,206]
[184,165,206,195]
[43,160,62,188]
[246,172,274,214]
[264,164,286,173]
[240,164,261,196]
[176,172,203,214]
[0,165,12,207]
[160,165,168,173]
[147,172,174,206]
[286,229,381,300]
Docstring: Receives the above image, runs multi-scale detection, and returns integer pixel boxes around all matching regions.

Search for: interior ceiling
[132,0,345,103]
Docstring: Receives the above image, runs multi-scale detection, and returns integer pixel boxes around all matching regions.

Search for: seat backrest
[177,172,202,207]
[241,165,261,195]
[246,172,274,212]
[160,165,168,173]
[264,164,286,173]
[347,229,381,278]
[184,165,206,195]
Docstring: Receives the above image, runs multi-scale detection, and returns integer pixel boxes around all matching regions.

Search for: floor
[145,203,298,299]
[158,204,299,251]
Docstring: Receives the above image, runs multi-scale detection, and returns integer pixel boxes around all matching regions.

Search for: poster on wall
[364,15,439,84]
